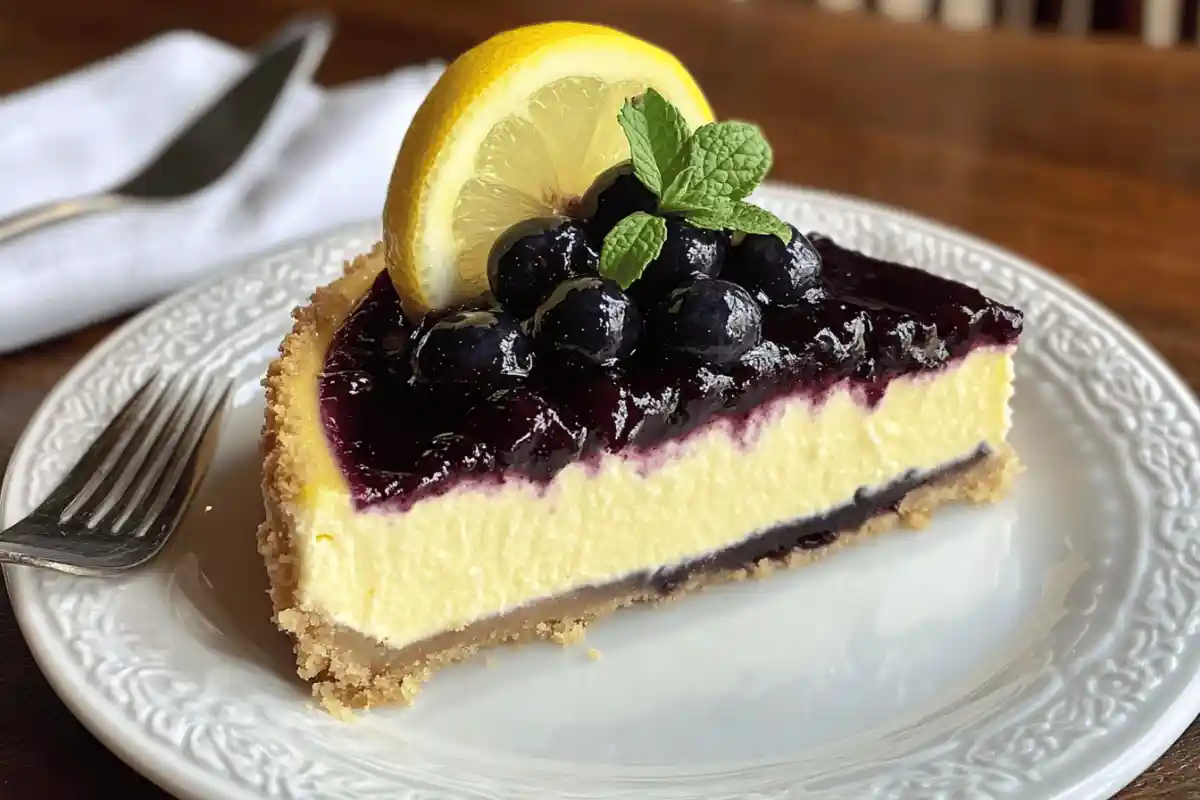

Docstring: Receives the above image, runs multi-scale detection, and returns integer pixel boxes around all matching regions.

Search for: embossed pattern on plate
[3,186,1199,800]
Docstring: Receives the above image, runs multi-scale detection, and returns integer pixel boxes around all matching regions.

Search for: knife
[0,14,334,244]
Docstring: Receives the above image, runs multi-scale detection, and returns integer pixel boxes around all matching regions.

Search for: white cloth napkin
[0,30,444,354]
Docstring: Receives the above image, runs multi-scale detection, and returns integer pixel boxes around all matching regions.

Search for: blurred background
[817,0,1199,44]
[4,0,1200,94]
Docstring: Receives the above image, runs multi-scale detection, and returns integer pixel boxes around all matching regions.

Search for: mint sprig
[599,90,792,289]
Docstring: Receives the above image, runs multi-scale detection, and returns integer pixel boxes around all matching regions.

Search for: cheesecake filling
[287,445,1006,678]
[293,346,1014,652]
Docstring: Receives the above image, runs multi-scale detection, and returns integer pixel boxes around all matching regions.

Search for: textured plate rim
[0,228,380,800]
[2,184,1197,800]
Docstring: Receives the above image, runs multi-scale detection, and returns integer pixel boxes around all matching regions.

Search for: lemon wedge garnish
[382,21,713,316]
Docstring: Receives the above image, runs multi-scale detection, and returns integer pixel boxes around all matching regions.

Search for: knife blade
[119,15,334,199]
[0,14,335,243]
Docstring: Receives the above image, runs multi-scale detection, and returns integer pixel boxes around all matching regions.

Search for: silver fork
[0,371,231,576]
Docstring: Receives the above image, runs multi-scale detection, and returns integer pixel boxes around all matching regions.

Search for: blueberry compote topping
[319,236,1022,510]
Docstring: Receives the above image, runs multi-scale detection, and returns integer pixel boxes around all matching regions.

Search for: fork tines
[51,370,231,537]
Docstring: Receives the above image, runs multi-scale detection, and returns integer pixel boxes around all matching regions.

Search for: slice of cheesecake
[260,231,1022,711]
[258,21,1022,712]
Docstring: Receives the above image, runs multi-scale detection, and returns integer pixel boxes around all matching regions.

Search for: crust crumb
[548,619,588,645]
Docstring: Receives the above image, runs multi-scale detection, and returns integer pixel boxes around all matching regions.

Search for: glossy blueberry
[649,278,763,366]
[628,219,728,307]
[540,364,656,453]
[374,431,497,502]
[488,219,599,319]
[724,225,823,306]
[564,370,640,452]
[531,276,641,365]
[410,310,533,385]
[466,387,584,478]
[578,165,658,243]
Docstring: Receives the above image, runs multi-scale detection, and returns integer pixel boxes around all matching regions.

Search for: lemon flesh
[382,22,713,317]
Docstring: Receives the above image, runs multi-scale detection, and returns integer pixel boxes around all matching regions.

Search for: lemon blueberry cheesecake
[259,21,1023,710]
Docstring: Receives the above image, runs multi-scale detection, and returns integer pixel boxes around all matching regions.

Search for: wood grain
[1,1,1198,797]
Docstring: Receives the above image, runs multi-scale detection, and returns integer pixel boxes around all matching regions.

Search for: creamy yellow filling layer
[290,349,1014,651]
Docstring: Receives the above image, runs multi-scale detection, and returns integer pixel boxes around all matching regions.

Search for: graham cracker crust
[257,443,1021,716]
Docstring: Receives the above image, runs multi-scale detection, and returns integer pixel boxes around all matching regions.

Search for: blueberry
[649,279,763,366]
[628,219,728,307]
[565,370,639,452]
[724,225,823,306]
[577,165,658,243]
[540,365,645,453]
[531,276,641,365]
[488,219,599,319]
[466,387,584,478]
[410,310,534,385]
[382,431,496,500]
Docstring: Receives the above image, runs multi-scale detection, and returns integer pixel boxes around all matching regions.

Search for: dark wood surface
[2,1,1199,797]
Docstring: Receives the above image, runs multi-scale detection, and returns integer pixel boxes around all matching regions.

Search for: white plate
[5,186,1200,800]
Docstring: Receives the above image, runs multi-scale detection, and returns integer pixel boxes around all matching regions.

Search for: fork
[0,371,231,576]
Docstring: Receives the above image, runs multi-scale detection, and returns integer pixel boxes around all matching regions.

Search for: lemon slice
[382,21,713,316]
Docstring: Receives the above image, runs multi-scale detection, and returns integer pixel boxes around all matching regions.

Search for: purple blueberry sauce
[318,235,1022,510]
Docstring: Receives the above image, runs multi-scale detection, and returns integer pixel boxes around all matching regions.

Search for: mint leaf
[682,200,734,230]
[617,100,662,195]
[600,212,668,288]
[686,201,793,244]
[682,121,772,201]
[618,89,692,197]
[659,165,726,213]
[723,202,793,242]
[637,88,690,189]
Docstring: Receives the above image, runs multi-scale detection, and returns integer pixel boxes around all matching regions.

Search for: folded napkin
[0,30,444,354]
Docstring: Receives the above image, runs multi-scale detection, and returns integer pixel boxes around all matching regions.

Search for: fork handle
[0,193,128,244]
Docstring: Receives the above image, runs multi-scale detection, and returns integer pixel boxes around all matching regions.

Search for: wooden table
[2,1,1198,797]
